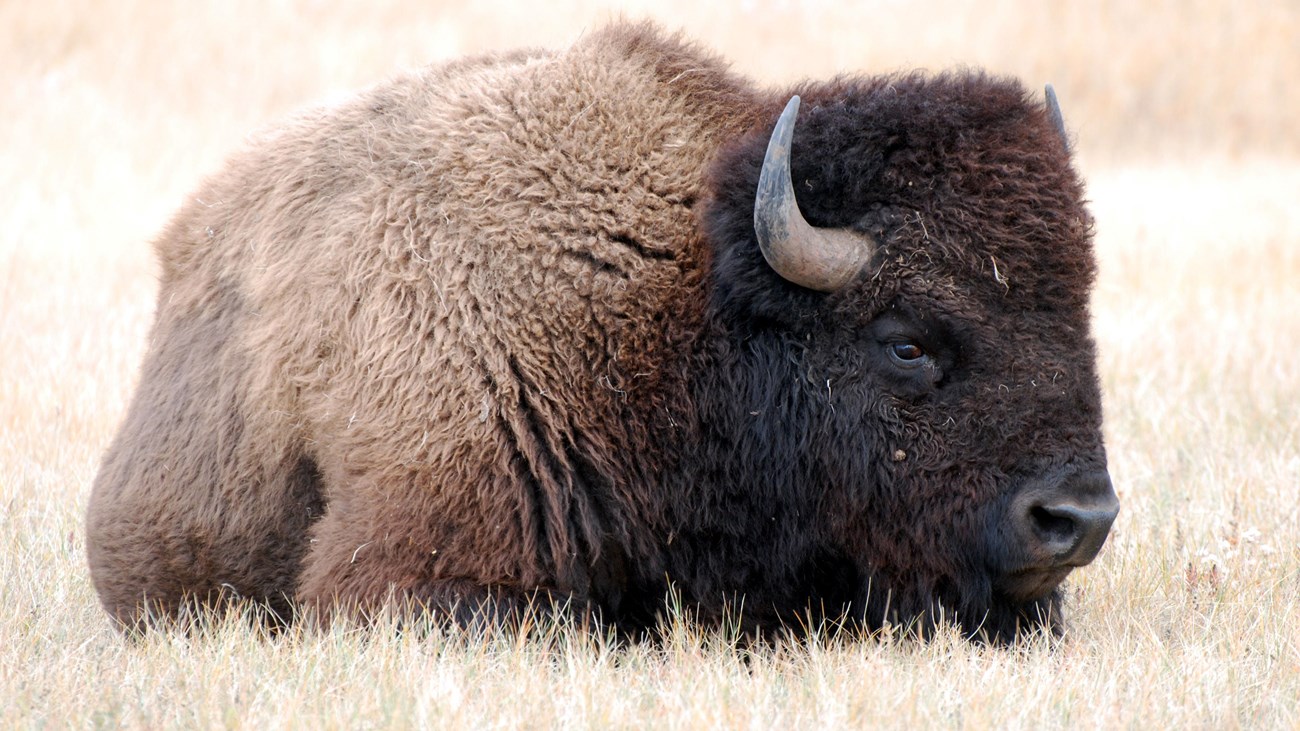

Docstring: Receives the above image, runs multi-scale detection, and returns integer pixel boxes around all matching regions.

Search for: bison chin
[994,566,1074,605]
[850,571,1068,645]
[977,588,1068,644]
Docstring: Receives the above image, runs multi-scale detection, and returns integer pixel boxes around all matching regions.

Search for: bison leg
[85,285,323,632]
[295,502,600,632]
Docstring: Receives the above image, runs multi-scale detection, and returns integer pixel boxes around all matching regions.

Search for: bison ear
[753,95,877,293]
[1044,84,1070,154]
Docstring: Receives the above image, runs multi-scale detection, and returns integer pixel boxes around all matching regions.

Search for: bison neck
[620,323,861,630]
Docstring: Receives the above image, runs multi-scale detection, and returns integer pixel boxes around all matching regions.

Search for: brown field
[2,1,1297,728]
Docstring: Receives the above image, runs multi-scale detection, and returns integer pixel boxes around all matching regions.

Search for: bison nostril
[1029,504,1078,544]
[1013,469,1119,567]
[1025,498,1118,565]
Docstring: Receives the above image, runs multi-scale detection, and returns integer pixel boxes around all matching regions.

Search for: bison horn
[753,96,876,292]
[1044,84,1070,153]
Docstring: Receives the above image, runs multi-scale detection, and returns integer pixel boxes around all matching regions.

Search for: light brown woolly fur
[86,21,755,628]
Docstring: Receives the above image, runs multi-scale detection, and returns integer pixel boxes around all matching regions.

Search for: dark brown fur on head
[699,71,1104,641]
[86,21,1112,644]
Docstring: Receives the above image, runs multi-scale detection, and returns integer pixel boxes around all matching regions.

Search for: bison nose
[1016,470,1119,567]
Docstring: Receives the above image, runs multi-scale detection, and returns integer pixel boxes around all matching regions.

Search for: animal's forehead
[879,190,1094,310]
[791,75,1096,314]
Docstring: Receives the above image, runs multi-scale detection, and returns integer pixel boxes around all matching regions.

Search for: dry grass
[2,1,1297,728]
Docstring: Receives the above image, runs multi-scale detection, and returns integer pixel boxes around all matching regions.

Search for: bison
[86,21,1118,643]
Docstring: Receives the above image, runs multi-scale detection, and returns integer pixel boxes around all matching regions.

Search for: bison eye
[888,341,927,367]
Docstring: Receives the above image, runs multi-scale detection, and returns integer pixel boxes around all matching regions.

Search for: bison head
[699,73,1117,642]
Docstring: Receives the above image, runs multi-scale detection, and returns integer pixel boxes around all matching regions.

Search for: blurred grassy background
[3,0,1296,226]
[3,0,1295,259]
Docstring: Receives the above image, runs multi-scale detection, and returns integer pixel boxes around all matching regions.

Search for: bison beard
[85,21,1117,644]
